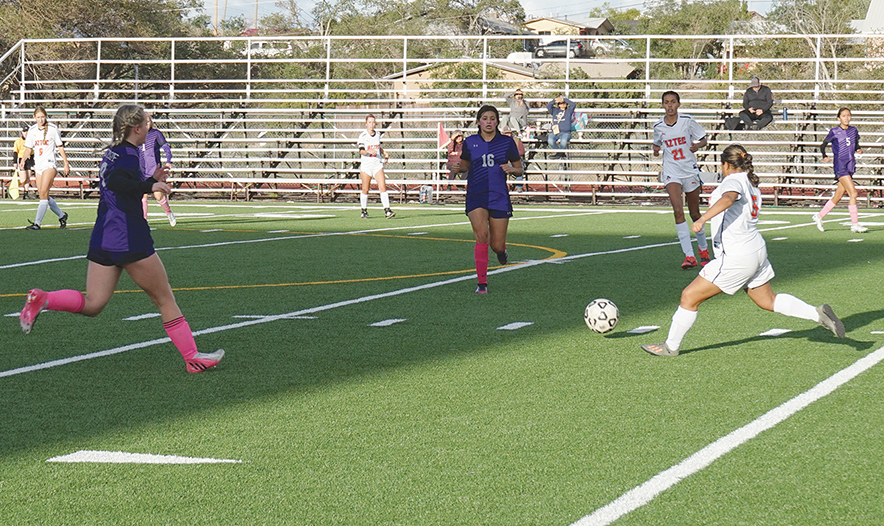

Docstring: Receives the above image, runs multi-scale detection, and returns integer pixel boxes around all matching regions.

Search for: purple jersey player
[19,104,224,373]
[452,105,523,293]
[138,115,176,226]
[811,108,867,233]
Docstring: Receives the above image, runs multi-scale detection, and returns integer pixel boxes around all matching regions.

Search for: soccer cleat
[681,256,698,269]
[20,289,48,334]
[641,342,679,357]
[699,249,711,267]
[25,220,40,230]
[816,304,845,339]
[475,283,488,294]
[168,212,177,227]
[360,209,368,219]
[59,212,68,229]
[497,249,509,265]
[850,223,868,233]
[185,349,225,373]
[811,213,825,232]
[385,208,396,219]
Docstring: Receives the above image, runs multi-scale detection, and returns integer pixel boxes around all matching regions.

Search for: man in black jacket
[739,77,774,130]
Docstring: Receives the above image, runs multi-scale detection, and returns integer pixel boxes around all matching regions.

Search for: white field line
[46,450,242,464]
[0,234,663,379]
[0,210,605,270]
[571,344,884,526]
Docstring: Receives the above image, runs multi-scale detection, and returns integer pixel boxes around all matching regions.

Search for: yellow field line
[0,240,566,298]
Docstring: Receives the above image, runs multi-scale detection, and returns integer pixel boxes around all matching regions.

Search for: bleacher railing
[1,34,883,205]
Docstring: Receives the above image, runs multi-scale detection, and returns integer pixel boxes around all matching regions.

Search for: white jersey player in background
[653,91,710,269]
[357,114,395,219]
[19,106,70,230]
[642,144,845,357]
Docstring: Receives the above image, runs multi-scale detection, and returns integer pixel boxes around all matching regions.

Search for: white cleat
[811,213,825,232]
[850,223,867,233]
[168,212,177,227]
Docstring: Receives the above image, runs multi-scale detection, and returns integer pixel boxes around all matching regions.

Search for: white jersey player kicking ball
[652,91,710,269]
[642,144,845,357]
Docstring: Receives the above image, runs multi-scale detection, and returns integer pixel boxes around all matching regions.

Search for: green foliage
[638,0,749,80]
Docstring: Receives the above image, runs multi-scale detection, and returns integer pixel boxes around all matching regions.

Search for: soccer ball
[584,299,619,333]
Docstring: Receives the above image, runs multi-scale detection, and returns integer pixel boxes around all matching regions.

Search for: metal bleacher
[2,34,883,205]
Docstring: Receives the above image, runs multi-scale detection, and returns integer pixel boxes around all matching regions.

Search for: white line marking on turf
[571,344,884,526]
[46,450,242,464]
[847,238,864,242]
[871,331,884,334]
[370,319,407,327]
[123,313,162,321]
[625,326,659,334]
[232,315,316,319]
[623,235,641,239]
[200,229,223,232]
[408,232,428,235]
[267,229,290,233]
[771,237,788,241]
[760,328,792,337]
[497,322,533,330]
[551,234,569,237]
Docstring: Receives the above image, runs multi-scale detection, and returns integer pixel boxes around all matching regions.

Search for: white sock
[694,224,708,251]
[48,198,63,217]
[360,192,368,210]
[676,221,693,257]
[773,293,819,322]
[35,199,49,225]
[380,191,391,209]
[665,306,698,351]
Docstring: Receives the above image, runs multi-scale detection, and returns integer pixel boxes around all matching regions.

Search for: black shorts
[13,155,34,171]
[87,248,155,268]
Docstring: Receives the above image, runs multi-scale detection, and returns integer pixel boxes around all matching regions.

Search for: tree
[638,0,749,80]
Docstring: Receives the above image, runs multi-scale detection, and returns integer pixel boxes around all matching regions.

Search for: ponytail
[721,144,758,187]
[110,104,147,148]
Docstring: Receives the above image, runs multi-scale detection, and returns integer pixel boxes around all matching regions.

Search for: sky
[200,0,774,31]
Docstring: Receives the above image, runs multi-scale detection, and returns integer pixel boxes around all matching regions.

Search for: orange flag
[437,122,451,149]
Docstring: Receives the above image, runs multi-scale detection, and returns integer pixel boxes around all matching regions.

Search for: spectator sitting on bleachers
[739,77,774,131]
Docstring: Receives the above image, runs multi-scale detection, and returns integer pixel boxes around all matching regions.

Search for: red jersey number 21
[672,148,686,161]
[750,195,759,218]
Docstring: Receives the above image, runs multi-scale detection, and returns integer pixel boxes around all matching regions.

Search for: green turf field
[2,199,883,525]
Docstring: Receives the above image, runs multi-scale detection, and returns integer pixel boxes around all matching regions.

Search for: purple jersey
[139,128,172,181]
[821,126,860,177]
[89,142,157,255]
[462,132,520,214]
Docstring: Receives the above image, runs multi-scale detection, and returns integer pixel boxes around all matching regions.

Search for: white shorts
[660,172,702,193]
[33,158,58,175]
[360,157,384,178]
[699,247,775,295]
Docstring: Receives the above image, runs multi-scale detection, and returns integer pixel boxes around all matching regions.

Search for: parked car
[533,40,589,59]
[589,38,637,56]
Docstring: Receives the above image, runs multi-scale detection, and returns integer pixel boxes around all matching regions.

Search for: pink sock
[818,200,836,219]
[157,196,172,215]
[163,316,198,360]
[142,196,149,219]
[475,243,489,284]
[849,204,859,224]
[46,290,85,313]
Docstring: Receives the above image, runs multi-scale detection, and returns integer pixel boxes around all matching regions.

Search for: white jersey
[24,123,64,169]
[357,130,382,160]
[652,114,705,178]
[709,171,765,256]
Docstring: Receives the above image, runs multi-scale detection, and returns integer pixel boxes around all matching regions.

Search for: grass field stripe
[571,344,884,526]
[0,260,552,379]
[46,450,243,464]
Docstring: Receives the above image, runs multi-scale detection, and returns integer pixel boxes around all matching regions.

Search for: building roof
[851,0,884,32]
[524,17,614,34]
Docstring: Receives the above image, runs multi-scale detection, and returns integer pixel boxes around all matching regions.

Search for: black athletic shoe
[59,212,68,229]
[385,208,396,219]
[497,250,508,265]
[475,283,488,294]
[25,220,40,230]
[360,209,368,219]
